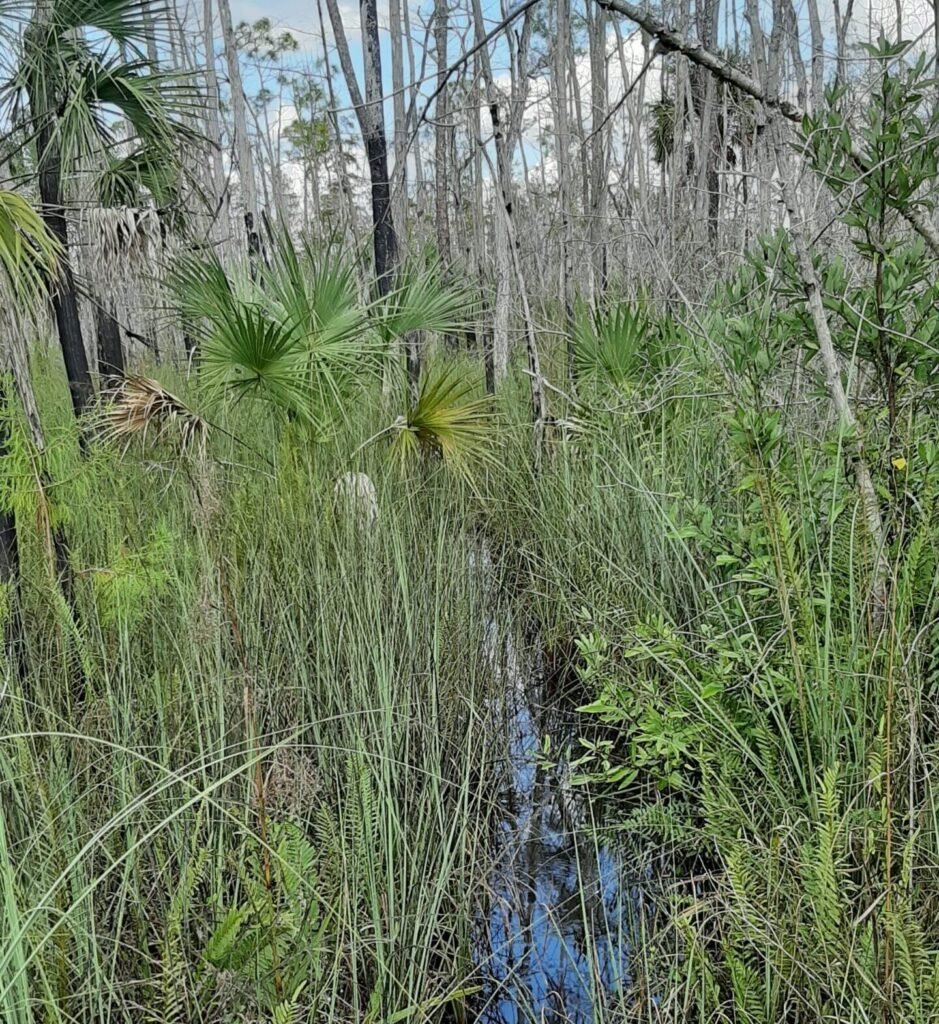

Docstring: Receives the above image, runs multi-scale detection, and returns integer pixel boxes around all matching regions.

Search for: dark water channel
[472,625,636,1024]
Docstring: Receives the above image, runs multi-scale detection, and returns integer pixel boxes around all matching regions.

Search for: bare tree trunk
[95,301,125,387]
[360,0,400,298]
[471,58,493,389]
[315,0,356,235]
[478,143,546,453]
[832,0,854,86]
[773,134,888,625]
[689,0,720,246]
[805,0,824,110]
[143,0,160,66]
[554,0,576,379]
[389,0,408,246]
[402,0,425,188]
[588,2,610,301]
[324,0,414,389]
[433,0,452,269]
[470,0,512,387]
[218,0,261,265]
[202,0,229,245]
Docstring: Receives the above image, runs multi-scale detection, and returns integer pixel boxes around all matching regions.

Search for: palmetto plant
[573,299,663,389]
[388,365,494,479]
[0,0,200,417]
[171,232,483,458]
[170,236,374,433]
[371,261,476,349]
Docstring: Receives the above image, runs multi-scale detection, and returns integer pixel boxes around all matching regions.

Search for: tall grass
[2,312,938,1023]
[0,357,502,1022]
[498,348,939,1021]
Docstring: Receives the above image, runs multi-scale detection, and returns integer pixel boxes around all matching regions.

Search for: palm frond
[52,0,169,46]
[0,188,59,308]
[62,55,200,156]
[168,251,239,328]
[11,27,203,177]
[574,300,657,388]
[200,302,312,420]
[172,236,380,430]
[95,143,183,217]
[389,366,495,479]
[372,263,475,344]
[267,231,372,367]
[103,375,207,454]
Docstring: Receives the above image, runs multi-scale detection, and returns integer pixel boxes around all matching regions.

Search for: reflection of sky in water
[475,629,633,1024]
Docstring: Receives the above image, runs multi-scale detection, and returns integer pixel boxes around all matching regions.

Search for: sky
[215,0,936,195]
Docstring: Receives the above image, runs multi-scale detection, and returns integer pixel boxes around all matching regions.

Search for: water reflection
[475,630,632,1024]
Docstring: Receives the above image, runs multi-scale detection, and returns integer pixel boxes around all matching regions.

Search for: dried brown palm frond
[83,206,160,268]
[102,375,208,456]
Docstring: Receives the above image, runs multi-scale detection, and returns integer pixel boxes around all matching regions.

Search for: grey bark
[587,2,610,300]
[554,0,575,378]
[218,0,260,261]
[201,0,228,244]
[594,0,939,259]
[389,0,409,246]
[433,0,452,268]
[314,0,357,233]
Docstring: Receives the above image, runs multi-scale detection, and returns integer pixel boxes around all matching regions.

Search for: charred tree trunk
[325,0,412,389]
[0,380,20,589]
[95,301,125,387]
[38,197,92,418]
[25,15,95,424]
[0,379,25,677]
[360,0,400,300]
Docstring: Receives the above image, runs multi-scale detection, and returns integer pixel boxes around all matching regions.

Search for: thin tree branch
[416,0,544,129]
[594,0,939,258]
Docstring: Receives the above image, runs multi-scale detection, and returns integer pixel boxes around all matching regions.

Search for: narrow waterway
[473,626,636,1024]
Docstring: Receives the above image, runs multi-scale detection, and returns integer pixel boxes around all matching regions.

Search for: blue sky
[226,0,551,182]
[221,0,932,190]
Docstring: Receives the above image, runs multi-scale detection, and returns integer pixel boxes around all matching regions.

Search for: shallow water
[473,629,633,1024]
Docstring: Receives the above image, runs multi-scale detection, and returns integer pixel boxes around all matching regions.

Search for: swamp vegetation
[0,0,938,1021]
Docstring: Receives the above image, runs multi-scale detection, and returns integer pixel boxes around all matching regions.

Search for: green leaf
[203,905,251,968]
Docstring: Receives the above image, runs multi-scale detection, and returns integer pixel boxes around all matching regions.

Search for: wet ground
[473,628,634,1024]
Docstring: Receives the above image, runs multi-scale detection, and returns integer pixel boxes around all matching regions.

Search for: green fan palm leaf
[574,300,659,388]
[200,303,312,419]
[51,55,200,169]
[389,366,495,479]
[169,252,238,329]
[0,188,60,307]
[372,264,475,345]
[52,0,168,44]
[171,235,380,430]
[96,143,182,211]
[266,232,372,371]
